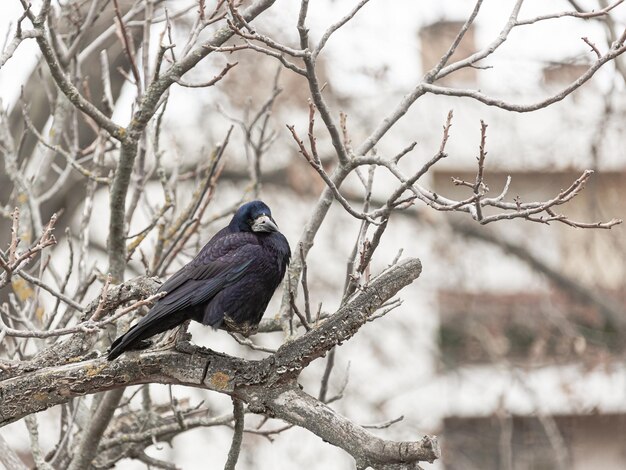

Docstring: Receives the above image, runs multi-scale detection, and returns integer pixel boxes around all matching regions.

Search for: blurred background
[1,0,626,469]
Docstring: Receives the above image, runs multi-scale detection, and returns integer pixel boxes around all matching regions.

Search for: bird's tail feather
[107,312,187,360]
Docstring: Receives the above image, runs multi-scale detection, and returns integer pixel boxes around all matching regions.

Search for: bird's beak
[252,214,279,232]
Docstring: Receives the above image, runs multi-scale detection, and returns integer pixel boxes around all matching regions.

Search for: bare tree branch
[0,257,421,418]
[224,398,244,470]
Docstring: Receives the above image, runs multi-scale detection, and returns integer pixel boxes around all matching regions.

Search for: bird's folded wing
[157,258,254,312]
[143,236,261,323]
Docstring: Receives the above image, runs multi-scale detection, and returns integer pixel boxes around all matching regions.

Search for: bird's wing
[148,233,261,319]
[108,243,257,361]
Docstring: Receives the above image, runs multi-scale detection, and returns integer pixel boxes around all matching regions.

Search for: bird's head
[230,200,279,233]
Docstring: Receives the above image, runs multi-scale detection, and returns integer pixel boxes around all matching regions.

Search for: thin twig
[362,415,404,430]
[318,347,336,402]
[289,291,311,331]
[175,62,238,88]
[0,292,164,339]
[112,0,142,93]
[16,270,84,312]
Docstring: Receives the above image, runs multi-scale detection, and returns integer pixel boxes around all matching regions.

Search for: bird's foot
[223,315,258,337]
[174,341,195,354]
[173,320,194,353]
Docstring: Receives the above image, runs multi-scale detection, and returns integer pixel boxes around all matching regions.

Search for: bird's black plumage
[108,200,290,360]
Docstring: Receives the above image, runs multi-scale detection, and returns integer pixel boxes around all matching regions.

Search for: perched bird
[108,200,290,360]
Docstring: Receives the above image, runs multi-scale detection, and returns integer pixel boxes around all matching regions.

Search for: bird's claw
[223,315,258,337]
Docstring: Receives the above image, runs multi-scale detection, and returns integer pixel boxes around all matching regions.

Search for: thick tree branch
[108,138,139,281]
[0,258,422,466]
[247,385,440,468]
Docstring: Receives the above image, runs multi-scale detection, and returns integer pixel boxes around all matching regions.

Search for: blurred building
[417,18,626,470]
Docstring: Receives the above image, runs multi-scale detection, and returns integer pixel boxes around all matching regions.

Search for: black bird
[108,200,290,360]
